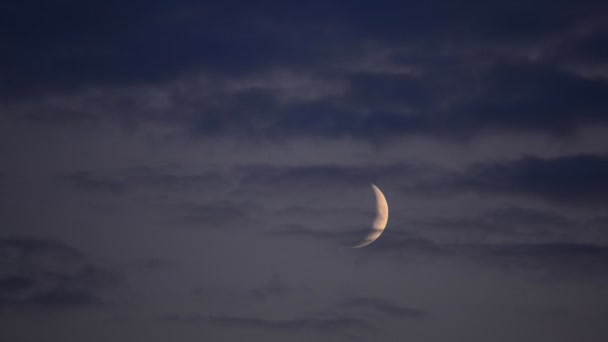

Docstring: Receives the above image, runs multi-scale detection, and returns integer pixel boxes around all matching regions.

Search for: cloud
[62,166,225,195]
[0,1,342,100]
[465,154,608,205]
[368,237,608,281]
[472,242,608,277]
[3,289,105,309]
[363,236,448,258]
[61,162,433,203]
[168,199,260,230]
[445,63,608,137]
[266,226,366,247]
[338,0,595,44]
[9,57,607,142]
[410,154,608,207]
[235,162,432,189]
[163,312,374,336]
[192,274,289,304]
[266,224,426,250]
[4,0,599,97]
[412,206,576,243]
[0,276,36,293]
[209,315,370,333]
[3,0,608,144]
[63,171,129,195]
[336,297,428,318]
[249,274,287,301]
[129,258,176,272]
[62,166,262,229]
[0,237,118,310]
[550,28,608,69]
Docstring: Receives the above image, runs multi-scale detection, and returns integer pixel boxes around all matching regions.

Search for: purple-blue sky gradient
[1,1,608,341]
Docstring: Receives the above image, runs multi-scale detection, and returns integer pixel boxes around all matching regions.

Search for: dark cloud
[551,28,608,66]
[249,274,287,301]
[176,201,256,229]
[465,154,608,205]
[0,1,340,99]
[4,0,599,97]
[0,236,85,260]
[62,162,432,199]
[266,226,366,247]
[345,73,433,110]
[130,258,176,272]
[262,61,608,140]
[589,216,608,231]
[237,164,375,186]
[237,162,430,188]
[410,154,608,206]
[192,274,289,304]
[413,206,576,242]
[63,166,258,229]
[482,207,575,229]
[336,297,428,318]
[164,312,374,336]
[470,242,608,280]
[3,0,608,143]
[62,166,225,195]
[369,238,608,280]
[262,104,430,141]
[0,276,36,293]
[0,237,118,310]
[10,58,608,142]
[339,0,596,44]
[363,236,448,259]
[266,225,425,251]
[207,315,373,334]
[445,63,608,137]
[63,171,129,195]
[15,289,104,309]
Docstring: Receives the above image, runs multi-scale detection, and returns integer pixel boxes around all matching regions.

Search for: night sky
[2,1,608,341]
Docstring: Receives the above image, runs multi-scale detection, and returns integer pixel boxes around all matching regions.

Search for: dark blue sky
[1,1,608,341]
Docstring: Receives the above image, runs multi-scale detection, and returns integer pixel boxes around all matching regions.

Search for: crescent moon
[353,184,389,248]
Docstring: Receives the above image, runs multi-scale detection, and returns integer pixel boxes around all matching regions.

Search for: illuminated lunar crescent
[353,184,389,248]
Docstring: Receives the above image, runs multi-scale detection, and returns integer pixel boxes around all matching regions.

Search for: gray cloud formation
[470,242,608,280]
[408,154,608,207]
[58,152,608,213]
[412,206,577,243]
[368,238,608,281]
[163,312,375,336]
[336,297,428,318]
[0,237,118,310]
[63,166,225,195]
[249,274,287,301]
